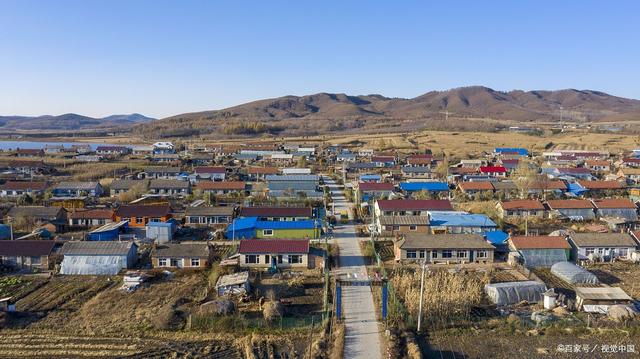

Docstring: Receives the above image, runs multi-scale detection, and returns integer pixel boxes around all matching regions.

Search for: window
[158,258,168,267]
[264,255,270,264]
[476,250,487,258]
[245,255,259,264]
[170,258,180,267]
[289,255,302,264]
[30,256,41,265]
[409,225,418,231]
[456,250,467,258]
[418,250,426,259]
[442,250,452,258]
[618,248,629,257]
[406,250,417,259]
[262,229,274,236]
[393,225,400,231]
[432,250,438,258]
[190,258,200,267]
[585,248,595,256]
[191,217,200,224]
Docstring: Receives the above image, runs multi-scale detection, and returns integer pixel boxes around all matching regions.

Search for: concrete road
[323,176,382,359]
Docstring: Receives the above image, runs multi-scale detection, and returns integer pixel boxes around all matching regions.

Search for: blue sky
[1,1,638,118]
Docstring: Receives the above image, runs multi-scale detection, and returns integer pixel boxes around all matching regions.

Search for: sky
[1,0,639,118]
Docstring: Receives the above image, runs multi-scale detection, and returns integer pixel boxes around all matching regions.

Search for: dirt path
[323,175,382,359]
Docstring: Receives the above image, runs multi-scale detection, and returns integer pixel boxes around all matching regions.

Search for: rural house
[148,179,190,196]
[546,200,595,220]
[592,198,638,222]
[238,239,312,269]
[52,181,103,198]
[151,243,211,268]
[193,166,226,181]
[496,200,546,219]
[239,206,313,221]
[0,240,56,270]
[184,206,234,227]
[374,199,453,217]
[376,215,430,236]
[394,233,494,264]
[109,179,148,197]
[68,209,114,228]
[196,181,246,196]
[0,181,48,198]
[114,204,172,228]
[568,232,637,261]
[226,217,321,239]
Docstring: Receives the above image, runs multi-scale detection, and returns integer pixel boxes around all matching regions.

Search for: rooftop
[239,239,309,254]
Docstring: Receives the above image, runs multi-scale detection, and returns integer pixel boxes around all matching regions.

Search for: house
[551,167,593,180]
[359,174,382,183]
[15,148,44,157]
[52,181,103,198]
[196,181,246,196]
[377,215,430,236]
[6,160,52,176]
[266,175,321,198]
[621,157,640,168]
[495,148,529,156]
[405,154,433,167]
[184,206,234,227]
[479,166,507,178]
[508,236,570,267]
[497,200,545,219]
[281,168,312,175]
[546,200,595,220]
[131,145,154,156]
[110,179,148,197]
[247,167,279,181]
[7,206,66,230]
[374,199,453,217]
[427,212,498,234]
[190,153,214,166]
[238,239,311,269]
[617,168,640,184]
[529,180,567,198]
[371,155,396,167]
[152,243,211,268]
[60,241,137,275]
[148,179,190,196]
[0,181,48,198]
[356,182,395,204]
[152,141,176,154]
[575,287,633,313]
[584,160,611,172]
[68,209,114,228]
[225,217,321,239]
[394,233,494,264]
[114,204,172,228]
[150,153,180,163]
[336,153,357,162]
[193,166,226,181]
[498,159,519,172]
[143,167,181,179]
[95,146,130,156]
[576,181,625,195]
[458,181,494,199]
[592,198,638,222]
[239,206,313,221]
[216,271,250,296]
[491,181,519,199]
[0,240,56,270]
[568,232,637,261]
[401,166,433,179]
[399,182,449,198]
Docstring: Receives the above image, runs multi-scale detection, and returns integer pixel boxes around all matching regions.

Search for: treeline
[222,122,284,135]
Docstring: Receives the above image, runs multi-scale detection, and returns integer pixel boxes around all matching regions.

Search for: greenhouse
[550,262,599,285]
[485,281,547,306]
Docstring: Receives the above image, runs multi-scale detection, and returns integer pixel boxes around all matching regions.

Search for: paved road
[323,176,382,359]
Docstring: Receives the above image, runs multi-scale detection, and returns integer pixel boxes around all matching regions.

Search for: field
[584,261,640,299]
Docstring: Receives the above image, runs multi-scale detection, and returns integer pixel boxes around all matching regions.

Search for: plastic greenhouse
[485,281,547,306]
[550,262,599,285]
[60,255,126,275]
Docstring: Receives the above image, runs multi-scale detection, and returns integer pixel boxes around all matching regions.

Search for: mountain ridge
[0,113,155,131]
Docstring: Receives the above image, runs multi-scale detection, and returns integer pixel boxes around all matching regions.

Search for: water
[0,140,127,151]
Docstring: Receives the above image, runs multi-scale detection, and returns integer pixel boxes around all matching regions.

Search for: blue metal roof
[360,174,382,181]
[429,213,497,227]
[228,217,259,231]
[495,147,529,156]
[400,182,449,192]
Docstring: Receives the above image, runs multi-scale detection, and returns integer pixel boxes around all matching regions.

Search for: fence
[189,313,324,332]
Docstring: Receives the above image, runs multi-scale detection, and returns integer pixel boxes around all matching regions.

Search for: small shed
[87,221,129,241]
[575,287,633,313]
[146,222,175,243]
[485,281,547,306]
[550,262,599,285]
[215,271,251,296]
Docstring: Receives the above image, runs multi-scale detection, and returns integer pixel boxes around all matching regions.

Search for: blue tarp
[567,182,588,196]
[400,182,449,192]
[495,148,529,156]
[485,231,509,245]
[429,213,497,228]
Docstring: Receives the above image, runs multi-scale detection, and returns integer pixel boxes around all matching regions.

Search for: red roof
[239,239,309,254]
[0,181,48,191]
[577,181,624,190]
[240,207,312,217]
[500,200,545,211]
[371,156,395,162]
[480,166,507,173]
[530,181,567,190]
[69,209,114,219]
[546,200,594,209]
[358,182,395,191]
[510,236,570,249]
[115,204,171,218]
[0,240,56,256]
[195,166,226,174]
[623,158,640,164]
[377,199,453,211]
[592,198,636,209]
[197,181,245,190]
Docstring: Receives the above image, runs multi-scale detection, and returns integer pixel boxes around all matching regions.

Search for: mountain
[137,86,640,137]
[0,113,155,131]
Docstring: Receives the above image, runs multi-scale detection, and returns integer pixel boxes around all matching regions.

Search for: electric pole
[417,260,427,332]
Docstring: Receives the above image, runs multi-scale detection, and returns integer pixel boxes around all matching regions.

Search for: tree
[512,160,538,199]
[297,156,307,168]
[435,152,450,180]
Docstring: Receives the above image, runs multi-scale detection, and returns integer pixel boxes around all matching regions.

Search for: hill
[135,86,640,138]
[0,113,155,131]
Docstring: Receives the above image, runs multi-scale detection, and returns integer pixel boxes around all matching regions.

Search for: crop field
[584,261,640,299]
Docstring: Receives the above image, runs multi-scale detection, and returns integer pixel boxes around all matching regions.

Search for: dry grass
[391,268,487,329]
[329,323,345,359]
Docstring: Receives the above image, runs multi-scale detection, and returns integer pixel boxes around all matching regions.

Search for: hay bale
[262,300,284,322]
[200,299,236,316]
[552,306,570,317]
[608,305,637,322]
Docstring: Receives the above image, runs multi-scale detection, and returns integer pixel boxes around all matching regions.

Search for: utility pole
[417,260,427,332]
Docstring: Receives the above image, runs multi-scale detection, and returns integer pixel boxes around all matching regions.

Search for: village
[0,136,639,358]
